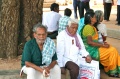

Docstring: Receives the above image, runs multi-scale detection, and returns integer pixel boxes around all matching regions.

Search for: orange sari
[81,24,120,75]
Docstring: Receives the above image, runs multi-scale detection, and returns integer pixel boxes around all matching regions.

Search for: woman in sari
[94,10,107,42]
[80,11,120,78]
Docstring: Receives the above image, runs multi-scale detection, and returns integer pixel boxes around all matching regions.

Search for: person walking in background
[58,8,72,33]
[42,3,61,39]
[116,0,120,26]
[103,0,114,21]
[80,0,90,18]
[73,0,81,19]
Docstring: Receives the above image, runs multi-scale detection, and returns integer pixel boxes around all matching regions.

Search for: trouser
[47,31,58,39]
[21,65,61,79]
[117,5,120,24]
[104,3,112,20]
[65,61,79,79]
[73,0,81,19]
[80,1,90,18]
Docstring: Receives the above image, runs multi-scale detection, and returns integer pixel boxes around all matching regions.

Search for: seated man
[42,3,61,39]
[56,19,92,79]
[20,23,61,79]
[58,8,72,33]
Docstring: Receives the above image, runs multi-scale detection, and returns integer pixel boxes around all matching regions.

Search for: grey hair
[95,10,103,23]
[32,22,47,33]
[67,18,78,27]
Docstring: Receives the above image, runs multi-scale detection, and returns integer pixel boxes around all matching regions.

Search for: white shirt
[42,11,61,32]
[97,23,107,36]
[56,30,89,67]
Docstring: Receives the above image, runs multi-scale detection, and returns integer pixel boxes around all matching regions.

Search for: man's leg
[73,0,78,19]
[85,2,90,13]
[47,31,58,39]
[78,1,81,19]
[107,3,112,21]
[50,65,61,79]
[117,5,120,24]
[22,66,43,79]
[106,3,112,21]
[80,2,85,18]
[65,61,79,79]
[104,3,107,20]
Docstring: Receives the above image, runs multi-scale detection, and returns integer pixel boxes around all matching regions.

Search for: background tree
[0,0,44,58]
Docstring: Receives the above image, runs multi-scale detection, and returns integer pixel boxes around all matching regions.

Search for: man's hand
[85,55,92,63]
[43,67,50,77]
[103,42,110,48]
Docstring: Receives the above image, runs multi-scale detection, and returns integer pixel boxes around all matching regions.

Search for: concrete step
[0,69,118,79]
[0,70,26,79]
[0,70,70,79]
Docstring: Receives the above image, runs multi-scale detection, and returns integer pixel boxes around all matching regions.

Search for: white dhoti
[20,65,61,79]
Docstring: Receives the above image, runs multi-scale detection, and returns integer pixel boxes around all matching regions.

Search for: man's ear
[45,33,47,37]
[33,33,36,38]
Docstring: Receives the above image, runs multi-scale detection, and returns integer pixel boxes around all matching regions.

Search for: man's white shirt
[42,11,61,32]
[56,30,89,67]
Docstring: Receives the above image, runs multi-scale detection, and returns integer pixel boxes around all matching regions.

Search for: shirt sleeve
[83,25,94,37]
[97,24,107,36]
[52,52,57,61]
[78,34,89,57]
[56,32,65,67]
[22,42,32,62]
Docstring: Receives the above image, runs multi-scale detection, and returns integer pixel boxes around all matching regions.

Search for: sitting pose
[42,3,61,39]
[58,8,72,33]
[81,11,120,78]
[57,19,92,79]
[94,10,107,42]
[77,9,94,34]
[20,23,61,79]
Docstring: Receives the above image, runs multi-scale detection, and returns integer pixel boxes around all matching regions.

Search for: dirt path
[0,56,21,70]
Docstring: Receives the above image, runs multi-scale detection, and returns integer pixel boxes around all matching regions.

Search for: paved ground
[0,3,120,79]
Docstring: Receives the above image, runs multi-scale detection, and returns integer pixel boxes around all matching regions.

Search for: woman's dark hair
[64,8,72,17]
[50,3,59,11]
[84,11,95,25]
[86,9,94,13]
